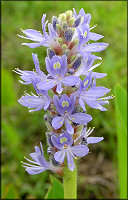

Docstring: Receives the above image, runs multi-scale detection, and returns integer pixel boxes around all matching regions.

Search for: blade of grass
[115,84,127,198]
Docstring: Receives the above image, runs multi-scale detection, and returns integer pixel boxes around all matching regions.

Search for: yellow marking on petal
[84,80,88,87]
[60,137,68,144]
[60,122,62,125]
[60,161,62,163]
[53,63,57,70]
[54,82,57,84]
[47,79,49,82]
[59,77,61,80]
[69,121,72,124]
[72,118,75,120]
[21,100,23,102]
[104,93,106,95]
[69,164,71,166]
[75,157,78,160]
[29,99,31,101]
[65,111,68,113]
[105,45,107,47]
[65,101,69,107]
[84,31,87,38]
[57,62,61,69]
[62,101,69,108]
[97,98,99,101]
[53,62,61,70]
[98,46,100,48]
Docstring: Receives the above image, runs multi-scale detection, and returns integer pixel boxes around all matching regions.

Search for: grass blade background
[115,84,127,198]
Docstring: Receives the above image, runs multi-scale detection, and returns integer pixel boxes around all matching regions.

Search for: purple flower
[51,132,89,171]
[74,54,107,79]
[14,53,47,85]
[18,91,50,112]
[52,94,92,134]
[18,14,58,48]
[22,142,61,175]
[37,54,79,94]
[73,8,91,26]
[79,78,113,111]
[74,127,104,145]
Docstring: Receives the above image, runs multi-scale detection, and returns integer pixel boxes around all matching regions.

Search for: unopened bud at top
[74,16,81,27]
[65,28,73,42]
[66,10,73,20]
[52,16,59,30]
[72,57,82,70]
[47,48,55,59]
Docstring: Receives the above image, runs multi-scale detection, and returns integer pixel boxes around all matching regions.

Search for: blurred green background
[1,1,127,199]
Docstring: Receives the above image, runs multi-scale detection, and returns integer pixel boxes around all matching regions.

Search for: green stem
[63,160,77,199]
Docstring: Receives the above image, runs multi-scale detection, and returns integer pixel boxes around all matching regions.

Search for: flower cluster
[15,9,113,174]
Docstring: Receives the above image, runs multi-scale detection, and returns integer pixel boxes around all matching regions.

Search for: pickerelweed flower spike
[15,9,113,190]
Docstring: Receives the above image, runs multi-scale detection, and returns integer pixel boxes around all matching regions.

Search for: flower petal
[62,76,79,86]
[89,32,104,41]
[26,167,46,175]
[70,113,92,124]
[87,137,104,144]
[37,79,56,90]
[51,134,63,149]
[22,42,44,48]
[53,95,64,115]
[66,150,75,172]
[79,97,86,111]
[56,82,63,94]
[65,118,74,134]
[70,145,89,157]
[32,53,46,78]
[54,150,65,164]
[52,116,64,129]
[83,42,109,52]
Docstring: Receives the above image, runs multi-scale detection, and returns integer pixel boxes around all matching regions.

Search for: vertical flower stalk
[63,159,77,199]
[14,8,113,199]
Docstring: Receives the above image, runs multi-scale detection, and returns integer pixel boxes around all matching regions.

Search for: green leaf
[115,84,127,198]
[45,175,64,199]
[2,68,16,107]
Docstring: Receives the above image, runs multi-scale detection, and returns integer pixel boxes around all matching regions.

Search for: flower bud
[52,16,59,30]
[70,55,76,62]
[47,48,55,59]
[49,155,60,166]
[58,13,66,23]
[56,24,61,31]
[68,18,75,26]
[74,16,81,27]
[46,132,54,147]
[72,57,82,70]
[62,22,68,30]
[65,28,73,42]
[66,10,73,19]
[44,114,53,125]
[67,68,74,75]
[62,44,68,50]
[57,37,63,46]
